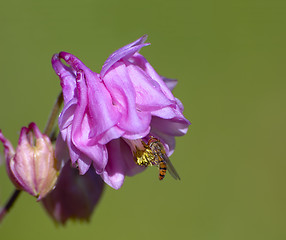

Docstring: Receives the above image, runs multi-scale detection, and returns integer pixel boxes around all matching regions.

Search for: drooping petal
[64,127,79,166]
[76,153,92,175]
[51,53,77,104]
[58,52,93,75]
[58,98,77,134]
[117,139,145,177]
[58,53,121,142]
[71,71,109,172]
[100,154,125,190]
[100,138,144,189]
[86,72,121,140]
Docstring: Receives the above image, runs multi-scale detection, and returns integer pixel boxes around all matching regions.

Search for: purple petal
[100,138,144,189]
[122,126,151,140]
[58,98,77,132]
[76,153,92,175]
[64,127,80,166]
[161,76,178,91]
[103,61,151,134]
[59,52,93,74]
[87,72,121,140]
[117,139,145,176]
[175,97,185,112]
[100,35,150,77]
[71,111,108,174]
[96,126,125,145]
[0,130,21,188]
[55,134,70,169]
[125,62,175,112]
[65,71,108,172]
[151,103,190,124]
[0,130,15,161]
[150,116,190,137]
[51,53,77,104]
[128,53,176,101]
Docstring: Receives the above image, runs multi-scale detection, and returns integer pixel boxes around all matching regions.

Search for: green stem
[0,190,21,223]
[44,91,63,136]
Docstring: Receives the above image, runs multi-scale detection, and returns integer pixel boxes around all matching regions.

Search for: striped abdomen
[159,159,167,180]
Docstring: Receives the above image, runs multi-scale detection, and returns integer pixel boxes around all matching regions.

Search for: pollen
[133,145,155,166]
[123,138,157,166]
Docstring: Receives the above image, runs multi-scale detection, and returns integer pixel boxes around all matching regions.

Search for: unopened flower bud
[41,161,104,224]
[0,122,59,200]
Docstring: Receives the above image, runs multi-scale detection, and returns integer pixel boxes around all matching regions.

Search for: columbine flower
[41,161,104,224]
[52,35,190,189]
[0,123,58,200]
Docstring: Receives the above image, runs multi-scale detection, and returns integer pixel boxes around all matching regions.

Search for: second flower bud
[0,122,59,200]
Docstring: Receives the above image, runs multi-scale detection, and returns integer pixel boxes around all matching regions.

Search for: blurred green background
[0,0,286,239]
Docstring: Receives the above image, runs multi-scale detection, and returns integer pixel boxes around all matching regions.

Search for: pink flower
[52,35,190,189]
[0,123,59,200]
[41,161,104,224]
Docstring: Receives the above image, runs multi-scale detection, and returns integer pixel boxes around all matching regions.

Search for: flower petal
[86,72,121,140]
[55,134,69,170]
[76,153,92,175]
[103,61,151,134]
[101,35,150,77]
[125,61,175,111]
[51,53,77,104]
[100,138,144,189]
[129,53,176,101]
[0,130,20,188]
[0,130,15,161]
[161,76,178,91]
[96,126,125,145]
[150,116,190,137]
[58,98,77,133]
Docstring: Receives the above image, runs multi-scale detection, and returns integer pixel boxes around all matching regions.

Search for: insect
[134,136,180,180]
[147,137,181,180]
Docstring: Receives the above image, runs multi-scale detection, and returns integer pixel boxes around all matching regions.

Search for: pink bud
[0,123,59,200]
[41,161,104,224]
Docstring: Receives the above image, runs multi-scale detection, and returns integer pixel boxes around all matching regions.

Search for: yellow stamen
[123,138,155,166]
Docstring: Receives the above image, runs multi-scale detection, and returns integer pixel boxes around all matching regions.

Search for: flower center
[123,138,156,166]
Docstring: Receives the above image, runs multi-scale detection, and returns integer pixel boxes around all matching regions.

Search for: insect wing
[161,154,181,180]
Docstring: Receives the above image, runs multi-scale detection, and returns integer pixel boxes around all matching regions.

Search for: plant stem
[44,91,63,136]
[0,190,21,223]
[0,91,63,223]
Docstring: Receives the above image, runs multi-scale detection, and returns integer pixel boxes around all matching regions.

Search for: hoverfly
[147,137,180,180]
[134,136,180,180]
